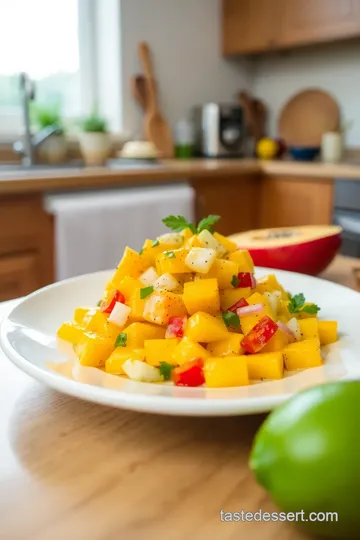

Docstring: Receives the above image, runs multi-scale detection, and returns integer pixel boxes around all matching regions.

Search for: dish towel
[44,183,195,281]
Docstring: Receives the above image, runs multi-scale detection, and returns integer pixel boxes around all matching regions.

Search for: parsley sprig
[115,333,127,347]
[162,214,221,235]
[159,362,175,381]
[288,293,320,315]
[222,311,240,327]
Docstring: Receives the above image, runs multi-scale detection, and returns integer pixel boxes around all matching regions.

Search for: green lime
[250,381,360,539]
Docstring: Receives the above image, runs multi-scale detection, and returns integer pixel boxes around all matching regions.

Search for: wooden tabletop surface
[0,255,358,540]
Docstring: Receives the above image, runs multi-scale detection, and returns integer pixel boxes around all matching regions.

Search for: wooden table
[0,256,358,540]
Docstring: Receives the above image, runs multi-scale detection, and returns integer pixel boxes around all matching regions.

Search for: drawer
[334,180,360,212]
[0,252,40,301]
[0,196,42,256]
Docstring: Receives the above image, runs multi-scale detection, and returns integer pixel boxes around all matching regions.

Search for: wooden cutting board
[278,88,340,146]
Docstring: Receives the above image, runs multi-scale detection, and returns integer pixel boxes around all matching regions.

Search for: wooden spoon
[138,41,174,158]
[130,74,148,111]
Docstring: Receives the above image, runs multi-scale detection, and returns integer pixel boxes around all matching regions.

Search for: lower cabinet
[0,252,41,301]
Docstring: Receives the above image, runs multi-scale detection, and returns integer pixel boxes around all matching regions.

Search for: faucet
[13,73,62,167]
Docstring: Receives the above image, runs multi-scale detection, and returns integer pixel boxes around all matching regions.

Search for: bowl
[288,146,320,162]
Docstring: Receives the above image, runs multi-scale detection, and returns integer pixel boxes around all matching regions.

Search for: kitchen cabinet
[222,0,360,55]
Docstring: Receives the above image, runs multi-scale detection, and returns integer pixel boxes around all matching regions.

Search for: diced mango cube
[207,333,244,356]
[106,347,145,374]
[195,259,239,289]
[278,300,292,321]
[83,309,109,334]
[75,332,115,368]
[185,235,204,249]
[213,232,237,253]
[73,307,90,324]
[144,338,181,367]
[186,312,228,343]
[57,321,85,345]
[124,322,165,348]
[220,287,252,311]
[299,318,319,341]
[255,274,287,299]
[204,356,249,387]
[181,227,194,242]
[172,338,209,366]
[246,352,284,380]
[143,292,187,326]
[112,247,145,289]
[261,329,289,353]
[156,248,189,275]
[283,338,323,370]
[228,250,254,273]
[240,292,274,335]
[140,239,182,267]
[182,278,220,315]
[318,320,338,345]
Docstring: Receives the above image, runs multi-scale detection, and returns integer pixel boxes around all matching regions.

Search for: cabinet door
[222,0,278,55]
[278,0,360,47]
[0,253,41,301]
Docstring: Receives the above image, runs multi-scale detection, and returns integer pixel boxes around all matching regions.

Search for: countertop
[0,255,358,540]
[2,158,360,195]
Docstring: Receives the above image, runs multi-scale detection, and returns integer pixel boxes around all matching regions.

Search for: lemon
[256,138,278,160]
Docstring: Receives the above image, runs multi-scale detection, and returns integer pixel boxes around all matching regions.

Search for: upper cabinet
[222,0,360,55]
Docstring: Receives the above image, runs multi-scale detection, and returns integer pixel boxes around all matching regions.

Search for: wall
[252,42,360,147]
[120,0,251,137]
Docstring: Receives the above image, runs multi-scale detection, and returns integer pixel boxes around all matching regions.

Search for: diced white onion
[277,320,296,342]
[287,317,302,341]
[122,360,163,382]
[139,267,159,286]
[157,233,184,246]
[265,291,282,316]
[108,302,131,327]
[185,247,217,273]
[236,303,264,317]
[197,229,227,257]
[154,273,179,292]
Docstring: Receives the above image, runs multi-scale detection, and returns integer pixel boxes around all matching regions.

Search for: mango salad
[57,215,338,388]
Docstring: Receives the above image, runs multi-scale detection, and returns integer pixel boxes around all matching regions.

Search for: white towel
[44,183,195,281]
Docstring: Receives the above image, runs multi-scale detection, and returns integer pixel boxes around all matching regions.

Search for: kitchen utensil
[321,132,343,163]
[289,146,320,162]
[138,42,174,158]
[1,267,354,416]
[279,88,340,147]
[130,74,148,111]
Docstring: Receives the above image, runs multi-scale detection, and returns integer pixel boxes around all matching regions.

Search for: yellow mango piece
[240,292,274,335]
[220,287,252,311]
[283,338,323,370]
[112,247,145,289]
[228,250,254,273]
[278,300,291,321]
[117,276,142,301]
[106,347,145,375]
[83,309,109,334]
[261,329,289,353]
[172,338,209,366]
[255,274,287,299]
[73,307,90,324]
[140,239,181,267]
[104,322,123,341]
[124,322,165,348]
[186,312,228,343]
[246,352,284,380]
[204,356,249,387]
[182,278,220,315]
[156,248,189,275]
[75,332,115,368]
[144,338,181,367]
[299,318,319,341]
[143,292,187,326]
[318,320,338,346]
[213,232,237,253]
[185,235,203,249]
[195,259,239,289]
[57,321,85,345]
[207,333,244,356]
[181,227,194,242]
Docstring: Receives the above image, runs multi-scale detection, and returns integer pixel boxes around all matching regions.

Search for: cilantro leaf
[164,250,176,259]
[222,311,240,327]
[197,215,221,234]
[162,215,196,234]
[302,303,321,315]
[231,274,240,288]
[140,286,154,299]
[288,293,305,314]
[152,239,160,247]
[159,362,175,381]
[115,333,127,347]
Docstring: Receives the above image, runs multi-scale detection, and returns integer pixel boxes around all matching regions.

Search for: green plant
[32,103,64,134]
[80,111,108,133]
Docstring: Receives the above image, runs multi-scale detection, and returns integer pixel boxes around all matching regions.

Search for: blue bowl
[288,146,320,162]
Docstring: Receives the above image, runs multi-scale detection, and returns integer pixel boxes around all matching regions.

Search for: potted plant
[32,103,67,164]
[78,110,111,166]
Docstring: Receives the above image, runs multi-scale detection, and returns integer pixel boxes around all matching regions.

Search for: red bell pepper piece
[234,272,256,289]
[241,316,278,354]
[165,316,188,339]
[228,297,249,313]
[100,290,125,313]
[172,358,205,387]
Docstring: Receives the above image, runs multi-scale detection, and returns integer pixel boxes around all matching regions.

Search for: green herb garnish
[115,333,127,347]
[152,239,160,247]
[164,251,176,259]
[139,249,144,255]
[288,293,320,315]
[197,214,220,234]
[231,275,240,288]
[222,311,240,327]
[97,300,102,307]
[162,215,196,234]
[159,362,175,381]
[140,286,154,299]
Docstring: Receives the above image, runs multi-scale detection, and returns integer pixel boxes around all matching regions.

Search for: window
[0,0,98,136]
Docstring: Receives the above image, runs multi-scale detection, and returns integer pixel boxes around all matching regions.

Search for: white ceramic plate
[1,269,360,416]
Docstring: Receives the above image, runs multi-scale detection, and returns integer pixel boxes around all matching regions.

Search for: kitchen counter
[0,255,358,540]
[2,158,360,195]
